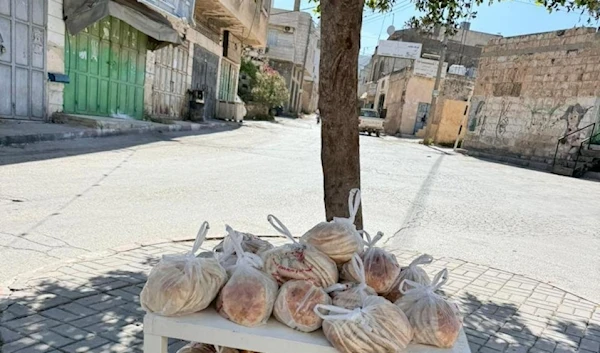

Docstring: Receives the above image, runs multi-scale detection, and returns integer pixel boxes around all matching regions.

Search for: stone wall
[464,27,600,160]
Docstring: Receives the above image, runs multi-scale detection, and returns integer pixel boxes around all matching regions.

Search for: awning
[64,0,182,50]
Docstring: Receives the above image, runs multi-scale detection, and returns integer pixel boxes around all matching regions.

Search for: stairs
[551,144,600,178]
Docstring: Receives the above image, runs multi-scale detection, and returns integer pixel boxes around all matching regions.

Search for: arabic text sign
[413,58,448,79]
[377,40,422,60]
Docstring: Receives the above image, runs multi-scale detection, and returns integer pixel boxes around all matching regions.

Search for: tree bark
[319,0,365,229]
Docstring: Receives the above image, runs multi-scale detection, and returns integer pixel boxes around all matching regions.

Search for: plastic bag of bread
[300,189,364,264]
[175,343,240,353]
[340,231,400,294]
[214,231,273,275]
[325,254,377,309]
[314,295,414,353]
[141,222,227,316]
[216,226,278,327]
[214,231,273,256]
[262,215,338,287]
[396,269,462,348]
[384,254,433,302]
[273,280,331,332]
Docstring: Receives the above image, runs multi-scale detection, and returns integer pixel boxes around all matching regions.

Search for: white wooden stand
[143,308,471,353]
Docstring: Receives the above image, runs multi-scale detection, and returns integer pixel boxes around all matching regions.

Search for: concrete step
[551,165,575,177]
[583,171,600,181]
[580,148,600,158]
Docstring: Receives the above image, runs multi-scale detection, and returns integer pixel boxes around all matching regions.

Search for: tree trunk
[319,0,365,229]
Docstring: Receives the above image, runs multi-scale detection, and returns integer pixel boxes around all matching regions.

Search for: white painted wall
[46,0,66,117]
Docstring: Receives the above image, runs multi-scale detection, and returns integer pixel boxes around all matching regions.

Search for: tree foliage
[238,57,259,102]
[309,0,600,36]
[251,66,289,110]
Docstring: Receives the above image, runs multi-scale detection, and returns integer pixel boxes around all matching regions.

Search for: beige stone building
[1,0,269,122]
[464,27,600,170]
[383,67,473,142]
[261,5,319,114]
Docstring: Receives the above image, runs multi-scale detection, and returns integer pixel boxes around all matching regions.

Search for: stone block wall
[464,27,600,160]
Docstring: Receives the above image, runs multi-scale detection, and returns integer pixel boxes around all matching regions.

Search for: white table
[143,308,471,353]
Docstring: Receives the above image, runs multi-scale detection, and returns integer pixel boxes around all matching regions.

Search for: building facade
[463,27,600,163]
[384,67,473,140]
[358,23,499,111]
[262,7,319,114]
[0,0,269,122]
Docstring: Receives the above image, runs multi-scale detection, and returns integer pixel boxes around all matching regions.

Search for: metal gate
[414,102,430,134]
[63,17,148,119]
[191,44,219,120]
[152,42,189,119]
[0,0,46,120]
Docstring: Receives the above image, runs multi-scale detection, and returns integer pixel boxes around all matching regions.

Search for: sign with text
[377,40,422,60]
[413,58,448,79]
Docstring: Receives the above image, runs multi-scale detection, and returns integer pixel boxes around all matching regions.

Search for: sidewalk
[0,116,234,146]
[1,238,598,353]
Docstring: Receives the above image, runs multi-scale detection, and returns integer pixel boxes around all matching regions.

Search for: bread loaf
[215,232,273,275]
[216,226,278,327]
[300,189,364,264]
[273,280,331,332]
[262,215,338,287]
[327,254,377,309]
[396,269,462,348]
[214,232,273,255]
[141,222,227,316]
[340,231,400,294]
[384,254,433,302]
[315,296,414,353]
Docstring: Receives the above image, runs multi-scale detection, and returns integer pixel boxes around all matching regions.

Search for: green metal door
[64,17,147,119]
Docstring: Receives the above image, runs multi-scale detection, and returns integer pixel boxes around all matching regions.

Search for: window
[219,60,238,102]
[267,29,278,47]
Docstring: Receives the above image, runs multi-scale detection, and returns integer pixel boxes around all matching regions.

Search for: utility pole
[293,0,300,11]
[296,17,313,113]
[424,32,448,142]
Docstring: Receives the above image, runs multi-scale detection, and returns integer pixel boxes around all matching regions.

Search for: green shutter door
[64,17,147,119]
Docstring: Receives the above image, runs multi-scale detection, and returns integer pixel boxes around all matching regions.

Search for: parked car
[359,108,384,137]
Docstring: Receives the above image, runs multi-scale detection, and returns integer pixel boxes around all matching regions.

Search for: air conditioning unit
[283,26,294,33]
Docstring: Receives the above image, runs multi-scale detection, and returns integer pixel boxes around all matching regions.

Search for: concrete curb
[0,120,236,147]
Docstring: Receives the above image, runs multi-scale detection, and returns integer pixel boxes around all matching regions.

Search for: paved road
[1,118,599,302]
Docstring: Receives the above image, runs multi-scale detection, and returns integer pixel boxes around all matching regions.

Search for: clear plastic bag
[262,215,338,287]
[176,343,239,353]
[216,226,278,327]
[273,279,332,332]
[325,254,377,310]
[140,222,227,316]
[213,232,273,257]
[396,269,462,348]
[340,231,400,294]
[384,254,433,302]
[300,189,364,264]
[314,295,414,353]
[215,231,273,276]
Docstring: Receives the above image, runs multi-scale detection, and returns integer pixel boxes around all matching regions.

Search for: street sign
[377,40,422,60]
[414,58,448,79]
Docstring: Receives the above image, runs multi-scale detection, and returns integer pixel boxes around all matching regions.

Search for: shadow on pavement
[0,124,241,167]
[1,256,598,353]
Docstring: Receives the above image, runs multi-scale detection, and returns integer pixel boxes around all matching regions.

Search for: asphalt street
[1,117,599,302]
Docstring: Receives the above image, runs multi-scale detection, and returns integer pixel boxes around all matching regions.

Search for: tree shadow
[0,264,188,353]
[1,253,598,353]
[0,123,240,167]
[451,291,600,353]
